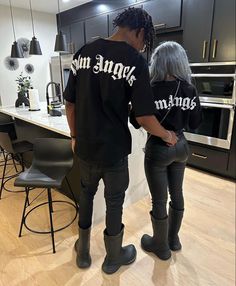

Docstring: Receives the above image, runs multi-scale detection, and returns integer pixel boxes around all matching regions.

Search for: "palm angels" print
[71,54,137,87]
[155,94,197,111]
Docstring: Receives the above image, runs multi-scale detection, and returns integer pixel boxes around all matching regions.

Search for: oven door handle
[200,102,235,109]
[191,73,236,78]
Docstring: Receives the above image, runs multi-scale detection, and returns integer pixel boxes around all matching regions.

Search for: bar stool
[0,121,18,172]
[0,131,33,199]
[14,138,78,253]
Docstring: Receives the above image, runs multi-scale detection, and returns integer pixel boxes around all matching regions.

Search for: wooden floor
[0,160,235,286]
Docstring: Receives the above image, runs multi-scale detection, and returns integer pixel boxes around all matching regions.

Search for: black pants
[144,135,189,219]
[78,157,129,236]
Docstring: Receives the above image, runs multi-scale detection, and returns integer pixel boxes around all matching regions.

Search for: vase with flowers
[15,72,32,107]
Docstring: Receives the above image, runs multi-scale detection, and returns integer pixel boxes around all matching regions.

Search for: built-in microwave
[190,62,236,105]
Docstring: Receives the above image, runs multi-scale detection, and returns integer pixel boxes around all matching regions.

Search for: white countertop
[0,102,70,137]
[0,101,148,224]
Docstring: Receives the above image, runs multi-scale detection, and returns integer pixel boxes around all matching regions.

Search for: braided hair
[113,7,155,53]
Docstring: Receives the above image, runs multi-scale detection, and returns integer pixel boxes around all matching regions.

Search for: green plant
[16,72,32,95]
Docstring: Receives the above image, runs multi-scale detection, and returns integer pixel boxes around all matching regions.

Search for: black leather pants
[144,135,189,219]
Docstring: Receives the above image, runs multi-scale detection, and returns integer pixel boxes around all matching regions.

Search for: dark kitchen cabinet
[61,21,85,54]
[210,0,236,62]
[187,143,229,177]
[182,0,213,62]
[70,21,85,53]
[182,0,235,62]
[85,14,108,43]
[60,25,70,52]
[108,10,119,36]
[143,0,182,30]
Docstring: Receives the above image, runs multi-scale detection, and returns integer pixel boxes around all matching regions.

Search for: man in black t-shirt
[64,7,177,274]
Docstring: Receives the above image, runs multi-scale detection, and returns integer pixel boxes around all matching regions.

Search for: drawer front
[187,144,229,174]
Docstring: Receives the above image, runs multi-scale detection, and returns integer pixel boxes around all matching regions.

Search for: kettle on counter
[46,82,62,116]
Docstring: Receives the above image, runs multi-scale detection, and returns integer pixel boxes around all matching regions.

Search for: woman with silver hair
[141,41,202,260]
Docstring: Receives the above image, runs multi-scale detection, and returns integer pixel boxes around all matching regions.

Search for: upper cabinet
[210,0,235,62]
[58,0,234,62]
[108,10,120,36]
[143,0,182,30]
[60,25,71,52]
[85,14,108,43]
[70,21,85,53]
[182,0,235,62]
[61,21,85,54]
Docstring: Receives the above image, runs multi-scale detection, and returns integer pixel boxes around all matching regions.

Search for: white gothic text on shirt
[155,94,197,111]
[71,54,137,87]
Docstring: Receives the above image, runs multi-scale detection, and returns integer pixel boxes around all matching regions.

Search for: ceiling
[0,0,92,14]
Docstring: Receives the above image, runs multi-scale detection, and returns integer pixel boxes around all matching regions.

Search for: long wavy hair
[149,41,192,85]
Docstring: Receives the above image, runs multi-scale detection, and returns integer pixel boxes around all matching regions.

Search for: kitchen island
[0,102,148,224]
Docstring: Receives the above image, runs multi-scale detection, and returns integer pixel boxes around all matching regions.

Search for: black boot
[141,212,171,260]
[102,224,137,274]
[74,227,92,268]
[168,203,184,251]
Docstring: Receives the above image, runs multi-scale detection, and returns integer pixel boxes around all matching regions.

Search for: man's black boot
[102,224,137,274]
[74,227,92,268]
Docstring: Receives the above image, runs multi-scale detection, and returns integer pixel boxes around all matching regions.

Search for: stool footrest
[23,200,77,234]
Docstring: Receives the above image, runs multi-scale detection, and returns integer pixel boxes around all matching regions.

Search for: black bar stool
[14,138,78,253]
[0,121,18,173]
[0,130,33,199]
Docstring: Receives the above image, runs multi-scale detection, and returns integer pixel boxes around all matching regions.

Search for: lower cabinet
[187,143,230,177]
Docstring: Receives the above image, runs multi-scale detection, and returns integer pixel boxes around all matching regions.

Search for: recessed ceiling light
[98,4,108,12]
[62,0,70,3]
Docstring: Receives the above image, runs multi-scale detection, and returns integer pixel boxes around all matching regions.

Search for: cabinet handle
[202,40,207,59]
[192,153,207,159]
[154,23,166,29]
[91,36,100,40]
[68,42,71,53]
[212,39,218,58]
[71,42,75,54]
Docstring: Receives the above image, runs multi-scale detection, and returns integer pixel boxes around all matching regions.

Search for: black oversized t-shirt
[152,80,202,131]
[63,38,155,164]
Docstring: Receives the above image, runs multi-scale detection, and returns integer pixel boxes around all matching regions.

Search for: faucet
[46,82,61,114]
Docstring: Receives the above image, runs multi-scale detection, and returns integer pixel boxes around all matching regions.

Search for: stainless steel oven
[184,62,236,150]
[185,102,235,149]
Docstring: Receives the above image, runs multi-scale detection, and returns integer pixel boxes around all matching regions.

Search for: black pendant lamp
[9,0,23,58]
[29,0,42,55]
[54,0,67,52]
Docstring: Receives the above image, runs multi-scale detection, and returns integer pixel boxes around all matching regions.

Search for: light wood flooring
[0,159,235,286]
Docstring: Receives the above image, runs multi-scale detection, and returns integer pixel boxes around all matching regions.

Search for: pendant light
[54,0,67,52]
[29,0,42,55]
[9,0,23,58]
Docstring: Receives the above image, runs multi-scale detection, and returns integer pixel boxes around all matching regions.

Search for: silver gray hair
[149,41,192,85]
